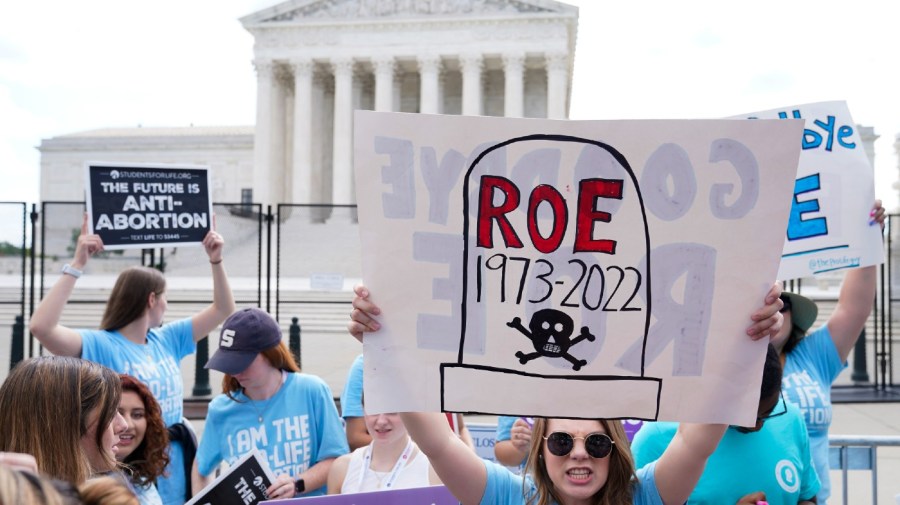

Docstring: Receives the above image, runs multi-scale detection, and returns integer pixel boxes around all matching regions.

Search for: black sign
[186,450,274,505]
[85,163,212,249]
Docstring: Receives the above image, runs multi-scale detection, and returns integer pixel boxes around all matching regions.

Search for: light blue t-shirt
[340,354,364,419]
[196,372,350,497]
[631,402,820,505]
[80,318,195,505]
[783,325,844,504]
[480,458,663,505]
[495,416,527,472]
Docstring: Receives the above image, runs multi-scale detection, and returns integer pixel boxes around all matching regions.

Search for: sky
[2,0,900,215]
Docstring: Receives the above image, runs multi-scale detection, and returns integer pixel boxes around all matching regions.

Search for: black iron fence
[2,202,898,402]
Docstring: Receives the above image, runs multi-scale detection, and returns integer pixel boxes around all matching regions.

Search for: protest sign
[186,449,275,505]
[263,485,458,505]
[354,111,802,426]
[735,101,884,279]
[85,162,212,249]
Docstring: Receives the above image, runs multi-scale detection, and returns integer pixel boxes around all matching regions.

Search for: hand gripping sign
[354,112,802,425]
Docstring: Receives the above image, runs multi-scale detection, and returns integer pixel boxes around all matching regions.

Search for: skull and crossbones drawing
[507,309,596,371]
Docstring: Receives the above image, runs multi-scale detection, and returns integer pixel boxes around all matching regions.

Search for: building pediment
[241,0,576,25]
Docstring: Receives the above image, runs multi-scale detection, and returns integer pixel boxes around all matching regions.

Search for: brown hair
[524,418,636,505]
[101,266,166,331]
[119,375,170,486]
[0,466,78,505]
[0,356,122,485]
[78,476,139,505]
[222,341,300,400]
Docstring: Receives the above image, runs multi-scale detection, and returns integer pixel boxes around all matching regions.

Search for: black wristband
[294,478,305,494]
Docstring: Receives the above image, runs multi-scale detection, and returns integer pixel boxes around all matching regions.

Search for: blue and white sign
[737,101,884,279]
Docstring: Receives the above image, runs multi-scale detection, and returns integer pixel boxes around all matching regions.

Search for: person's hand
[266,473,297,499]
[0,451,38,473]
[202,217,224,263]
[869,199,885,229]
[73,214,104,269]
[747,282,783,341]
[509,418,533,451]
[735,491,766,505]
[348,285,381,343]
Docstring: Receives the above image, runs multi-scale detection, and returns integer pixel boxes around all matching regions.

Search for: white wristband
[61,264,82,279]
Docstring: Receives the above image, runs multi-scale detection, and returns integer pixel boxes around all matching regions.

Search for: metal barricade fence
[829,435,900,505]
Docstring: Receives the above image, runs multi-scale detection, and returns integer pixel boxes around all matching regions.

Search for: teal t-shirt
[631,402,820,505]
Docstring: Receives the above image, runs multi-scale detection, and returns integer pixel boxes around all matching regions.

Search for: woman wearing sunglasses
[348,284,784,505]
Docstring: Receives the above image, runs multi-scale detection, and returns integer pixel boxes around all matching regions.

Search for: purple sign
[263,485,458,505]
[622,419,644,442]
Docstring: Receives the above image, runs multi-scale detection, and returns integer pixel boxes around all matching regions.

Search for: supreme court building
[38,0,579,207]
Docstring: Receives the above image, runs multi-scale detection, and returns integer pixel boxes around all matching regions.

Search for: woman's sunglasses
[543,432,615,459]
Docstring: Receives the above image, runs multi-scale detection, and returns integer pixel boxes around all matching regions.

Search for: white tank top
[340,442,432,494]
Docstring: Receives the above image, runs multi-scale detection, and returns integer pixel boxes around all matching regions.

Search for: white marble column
[546,52,568,119]
[332,57,355,205]
[292,59,314,204]
[503,52,525,118]
[419,54,442,114]
[252,59,275,206]
[373,56,395,112]
[460,53,483,116]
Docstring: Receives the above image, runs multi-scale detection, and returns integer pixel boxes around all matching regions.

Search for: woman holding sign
[29,216,236,505]
[347,284,785,505]
[763,200,884,504]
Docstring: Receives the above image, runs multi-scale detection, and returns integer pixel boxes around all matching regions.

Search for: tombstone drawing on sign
[441,135,662,420]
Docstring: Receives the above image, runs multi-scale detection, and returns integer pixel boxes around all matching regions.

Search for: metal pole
[851,329,869,383]
[192,336,212,396]
[289,316,301,369]
[10,315,24,370]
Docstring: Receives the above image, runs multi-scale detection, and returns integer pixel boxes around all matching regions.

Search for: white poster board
[736,101,884,280]
[354,112,802,425]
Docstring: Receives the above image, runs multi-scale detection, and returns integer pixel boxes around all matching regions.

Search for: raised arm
[827,199,884,361]
[190,227,236,342]
[348,286,486,505]
[400,412,487,505]
[653,422,726,505]
[28,217,100,356]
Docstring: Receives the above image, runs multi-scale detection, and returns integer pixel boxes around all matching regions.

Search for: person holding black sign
[28,216,236,505]
[192,308,348,500]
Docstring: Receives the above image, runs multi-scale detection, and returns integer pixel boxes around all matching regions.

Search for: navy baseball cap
[205,308,282,375]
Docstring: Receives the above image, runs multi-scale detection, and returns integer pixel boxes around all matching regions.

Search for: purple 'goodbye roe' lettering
[616,243,716,376]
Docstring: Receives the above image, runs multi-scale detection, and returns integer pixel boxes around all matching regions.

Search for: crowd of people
[0,201,885,505]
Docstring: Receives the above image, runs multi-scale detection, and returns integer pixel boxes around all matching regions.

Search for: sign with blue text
[85,162,212,249]
[736,101,884,279]
[354,112,802,425]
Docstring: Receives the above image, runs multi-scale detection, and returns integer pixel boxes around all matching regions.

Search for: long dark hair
[119,375,170,486]
[0,356,121,484]
[101,267,166,330]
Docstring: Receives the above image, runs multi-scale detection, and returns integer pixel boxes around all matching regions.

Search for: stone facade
[241,0,579,206]
[37,0,578,209]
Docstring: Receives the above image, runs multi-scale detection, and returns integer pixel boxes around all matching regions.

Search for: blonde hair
[0,466,75,505]
[524,418,636,505]
[0,356,122,485]
[78,476,139,505]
